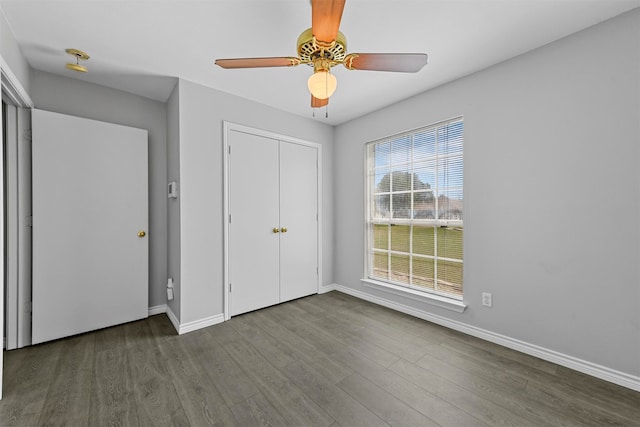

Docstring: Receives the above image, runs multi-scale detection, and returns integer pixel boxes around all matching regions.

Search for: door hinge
[229,214,232,223]
[25,215,33,227]
[25,301,32,314]
[23,129,32,142]
[228,145,231,155]
[229,283,232,292]
[316,267,319,275]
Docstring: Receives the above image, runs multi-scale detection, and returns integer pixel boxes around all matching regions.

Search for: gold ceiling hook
[65,48,90,72]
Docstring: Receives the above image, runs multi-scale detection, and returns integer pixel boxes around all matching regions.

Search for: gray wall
[30,70,169,309]
[173,79,334,324]
[334,9,640,377]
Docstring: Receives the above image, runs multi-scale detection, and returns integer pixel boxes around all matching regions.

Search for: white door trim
[222,121,322,321]
[3,103,32,351]
[1,53,34,400]
[16,108,31,348]
[4,103,19,350]
[0,55,34,109]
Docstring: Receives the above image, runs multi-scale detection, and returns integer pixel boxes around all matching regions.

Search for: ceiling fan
[215,0,428,110]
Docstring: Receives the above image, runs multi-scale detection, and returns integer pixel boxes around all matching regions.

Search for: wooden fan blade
[215,57,300,69]
[312,0,346,43]
[343,53,428,72]
[311,95,329,108]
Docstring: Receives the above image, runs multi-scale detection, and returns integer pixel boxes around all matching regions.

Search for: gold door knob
[281,227,287,233]
[272,227,280,233]
[137,230,146,238]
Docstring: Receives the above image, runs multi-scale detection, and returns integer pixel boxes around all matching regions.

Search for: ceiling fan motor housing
[297,28,347,67]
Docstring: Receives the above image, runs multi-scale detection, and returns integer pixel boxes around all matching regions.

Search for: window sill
[360,279,467,313]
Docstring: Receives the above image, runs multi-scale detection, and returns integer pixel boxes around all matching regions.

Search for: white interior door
[228,130,280,316]
[279,142,318,302]
[31,109,149,344]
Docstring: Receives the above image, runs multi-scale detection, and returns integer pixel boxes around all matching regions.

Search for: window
[365,118,464,300]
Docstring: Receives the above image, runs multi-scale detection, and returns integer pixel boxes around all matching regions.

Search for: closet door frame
[222,121,322,321]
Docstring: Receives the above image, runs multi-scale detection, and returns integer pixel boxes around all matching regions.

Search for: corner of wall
[166,78,182,322]
[0,8,32,98]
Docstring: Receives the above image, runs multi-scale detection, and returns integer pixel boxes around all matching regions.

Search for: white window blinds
[366,118,464,299]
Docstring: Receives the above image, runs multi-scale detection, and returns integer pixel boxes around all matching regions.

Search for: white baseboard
[148,304,167,316]
[318,284,336,294]
[330,283,640,392]
[149,304,224,335]
[176,313,224,335]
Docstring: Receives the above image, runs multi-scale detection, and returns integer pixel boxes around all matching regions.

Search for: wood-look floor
[1,291,639,426]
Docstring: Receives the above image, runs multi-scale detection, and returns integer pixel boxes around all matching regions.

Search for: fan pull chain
[325,71,329,118]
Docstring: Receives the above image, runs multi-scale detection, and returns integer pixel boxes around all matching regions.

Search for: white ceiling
[1,0,638,125]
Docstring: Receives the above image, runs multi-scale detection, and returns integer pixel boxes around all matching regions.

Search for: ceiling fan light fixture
[307,70,337,100]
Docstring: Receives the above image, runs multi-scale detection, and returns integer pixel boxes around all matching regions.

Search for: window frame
[363,117,465,309]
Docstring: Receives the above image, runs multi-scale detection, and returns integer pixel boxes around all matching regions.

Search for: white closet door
[31,109,149,344]
[279,142,318,302]
[229,130,280,316]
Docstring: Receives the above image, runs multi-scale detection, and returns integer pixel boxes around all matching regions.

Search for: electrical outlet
[482,292,493,307]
